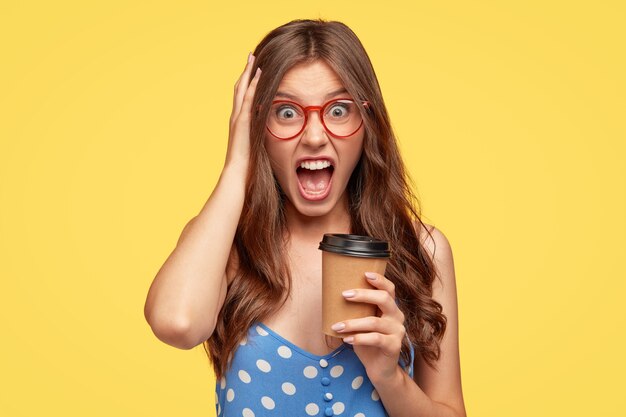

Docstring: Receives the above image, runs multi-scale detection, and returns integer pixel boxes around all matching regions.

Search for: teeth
[300,160,332,170]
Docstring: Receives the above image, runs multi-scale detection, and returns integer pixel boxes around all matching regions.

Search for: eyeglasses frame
[265,97,371,140]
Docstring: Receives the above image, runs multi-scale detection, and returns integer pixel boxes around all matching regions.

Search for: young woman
[145,19,466,417]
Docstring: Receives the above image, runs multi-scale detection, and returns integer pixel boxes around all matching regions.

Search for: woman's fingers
[364,272,395,299]
[231,52,256,124]
[343,332,404,357]
[237,67,261,125]
[224,52,261,168]
[336,273,406,355]
[342,287,404,321]
[331,316,405,336]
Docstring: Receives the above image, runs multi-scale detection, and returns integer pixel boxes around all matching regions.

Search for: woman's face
[264,59,365,218]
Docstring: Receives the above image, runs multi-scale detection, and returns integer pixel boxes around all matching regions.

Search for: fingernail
[342,290,356,298]
[343,336,354,344]
[254,67,261,77]
[365,272,377,280]
[331,322,346,331]
[248,52,253,63]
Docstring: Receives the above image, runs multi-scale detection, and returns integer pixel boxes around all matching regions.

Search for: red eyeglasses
[265,98,370,140]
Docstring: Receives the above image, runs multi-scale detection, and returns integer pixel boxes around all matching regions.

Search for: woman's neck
[284,194,352,243]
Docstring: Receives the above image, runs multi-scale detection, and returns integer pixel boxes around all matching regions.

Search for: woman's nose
[301,111,329,146]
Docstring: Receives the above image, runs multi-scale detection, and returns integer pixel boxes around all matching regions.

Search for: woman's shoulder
[412,220,452,261]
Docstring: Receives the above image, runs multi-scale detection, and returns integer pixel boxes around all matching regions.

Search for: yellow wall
[1,1,624,416]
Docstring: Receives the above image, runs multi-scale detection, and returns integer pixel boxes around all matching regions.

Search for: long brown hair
[204,18,446,381]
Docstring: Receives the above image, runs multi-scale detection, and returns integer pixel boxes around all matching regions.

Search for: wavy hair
[204,18,446,381]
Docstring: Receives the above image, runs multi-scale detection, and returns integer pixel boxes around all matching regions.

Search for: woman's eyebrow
[275,87,348,101]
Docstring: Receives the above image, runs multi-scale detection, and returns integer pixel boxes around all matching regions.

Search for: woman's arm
[372,226,467,417]
[143,54,260,350]
[143,163,245,350]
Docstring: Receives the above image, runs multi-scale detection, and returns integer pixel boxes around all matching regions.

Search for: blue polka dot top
[215,322,415,417]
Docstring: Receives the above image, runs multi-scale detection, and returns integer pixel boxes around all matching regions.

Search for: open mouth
[295,160,335,200]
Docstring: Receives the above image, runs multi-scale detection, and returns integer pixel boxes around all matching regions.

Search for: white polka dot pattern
[351,376,364,389]
[330,365,344,378]
[256,359,271,373]
[303,365,318,379]
[242,408,255,417]
[305,403,319,415]
[282,382,296,395]
[261,396,275,410]
[371,389,380,401]
[238,370,251,383]
[354,413,365,417]
[227,388,235,402]
[278,345,293,358]
[333,401,345,414]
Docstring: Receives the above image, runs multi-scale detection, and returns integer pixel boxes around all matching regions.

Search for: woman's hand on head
[330,272,407,385]
[224,52,262,171]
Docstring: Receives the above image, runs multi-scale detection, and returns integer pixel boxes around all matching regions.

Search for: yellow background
[1,1,624,416]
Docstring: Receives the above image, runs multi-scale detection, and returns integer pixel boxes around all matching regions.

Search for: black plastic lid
[318,233,391,258]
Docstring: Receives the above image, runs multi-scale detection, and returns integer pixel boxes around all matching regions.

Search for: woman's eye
[326,102,351,118]
[276,105,301,119]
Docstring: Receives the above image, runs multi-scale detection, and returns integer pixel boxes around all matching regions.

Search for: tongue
[297,167,332,192]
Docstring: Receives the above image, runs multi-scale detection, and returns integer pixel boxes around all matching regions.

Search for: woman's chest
[262,246,343,356]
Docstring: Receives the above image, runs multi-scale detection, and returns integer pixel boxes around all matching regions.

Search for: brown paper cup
[319,234,391,338]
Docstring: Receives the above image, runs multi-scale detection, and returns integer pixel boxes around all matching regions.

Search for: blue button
[321,377,331,386]
[325,407,333,416]
[323,392,333,402]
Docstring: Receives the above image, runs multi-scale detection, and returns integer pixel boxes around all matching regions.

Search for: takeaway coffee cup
[318,234,391,337]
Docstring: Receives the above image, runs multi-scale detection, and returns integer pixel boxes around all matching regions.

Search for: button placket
[319,357,334,414]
